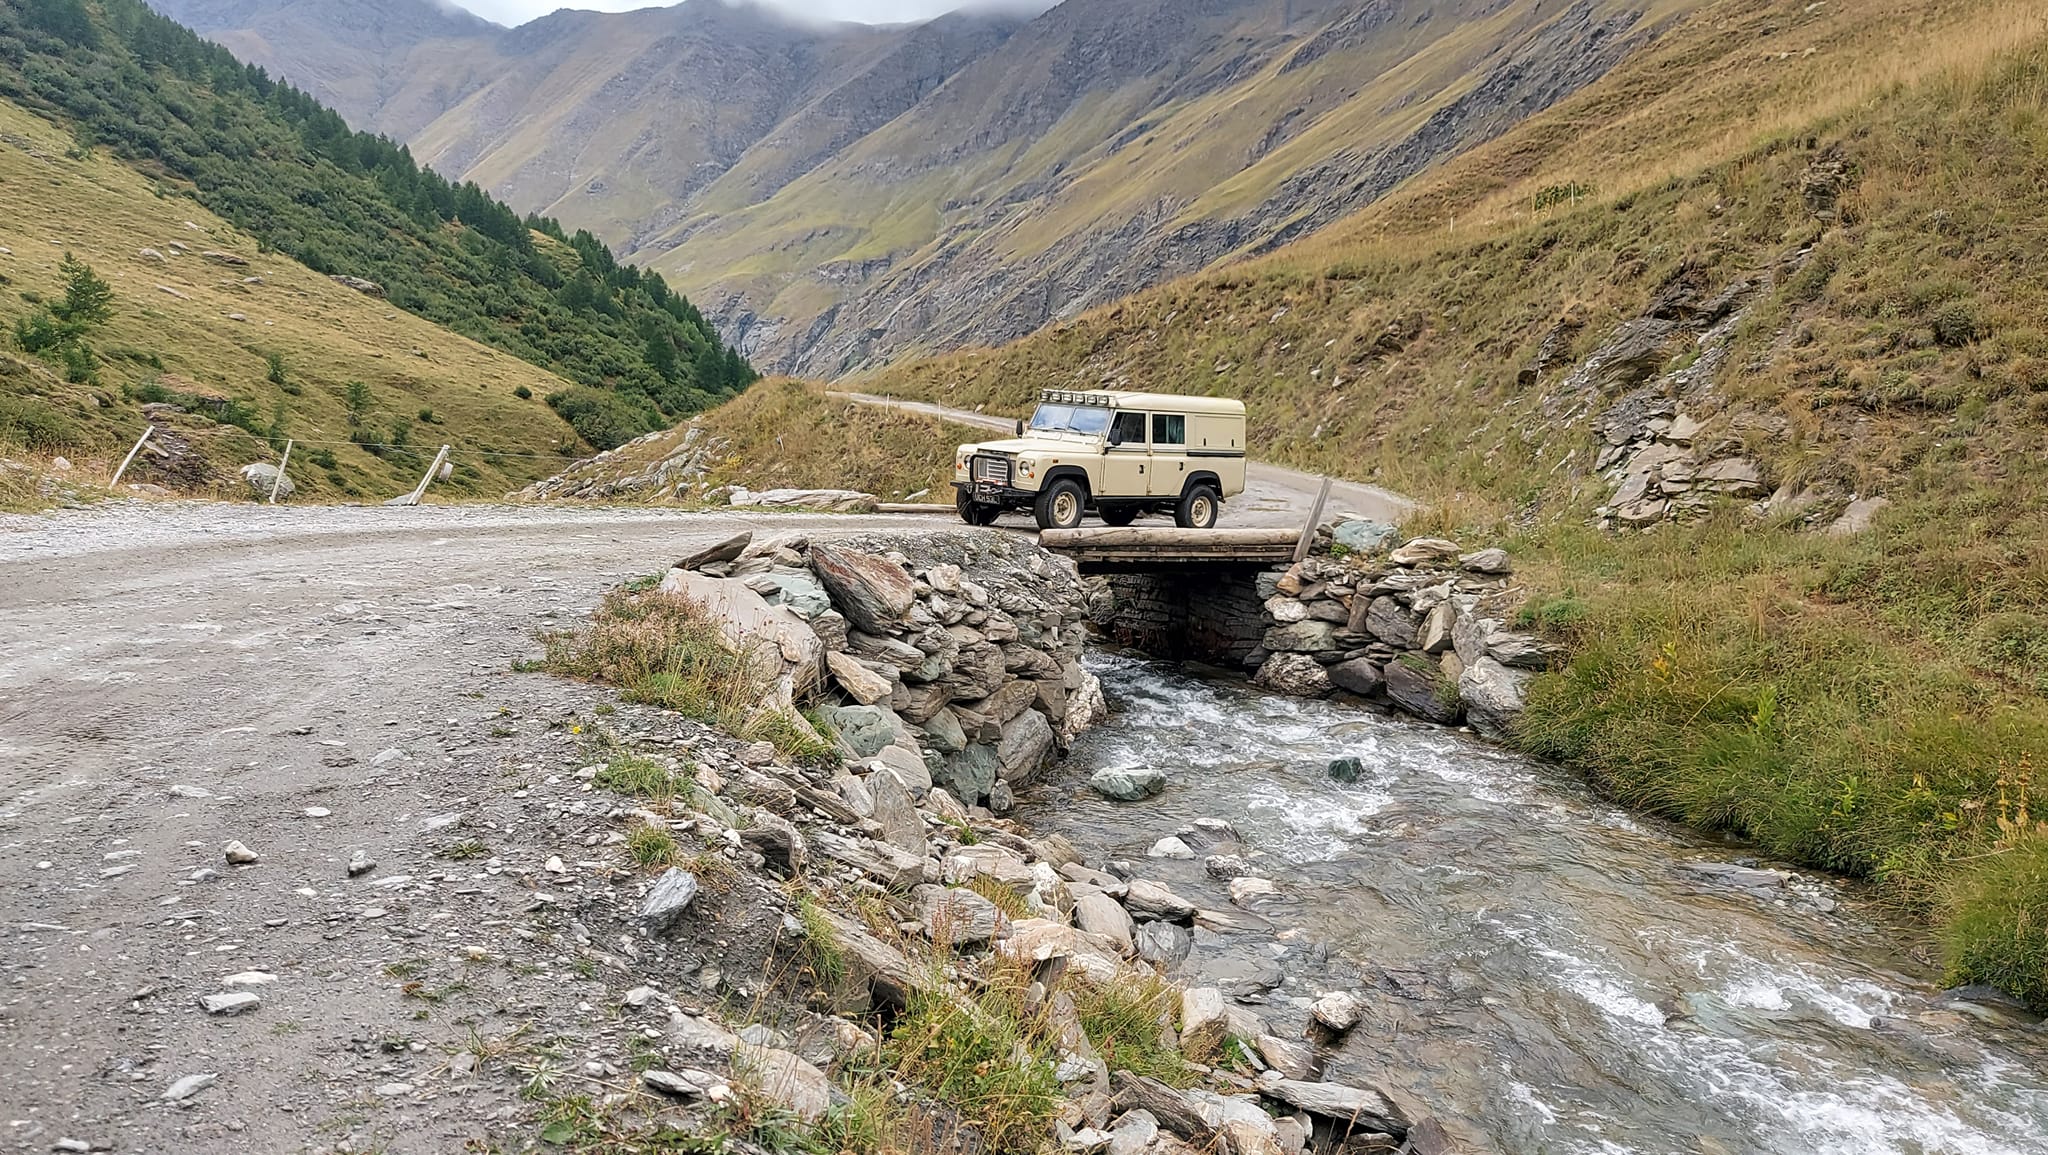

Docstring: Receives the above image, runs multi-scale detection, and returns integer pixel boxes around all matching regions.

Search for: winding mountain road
[833,391,1416,528]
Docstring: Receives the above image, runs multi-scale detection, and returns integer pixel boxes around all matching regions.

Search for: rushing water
[1023,655,2048,1155]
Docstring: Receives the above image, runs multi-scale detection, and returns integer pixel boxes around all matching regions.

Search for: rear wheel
[956,489,1000,527]
[1034,478,1088,531]
[1175,484,1220,529]
[1100,505,1140,528]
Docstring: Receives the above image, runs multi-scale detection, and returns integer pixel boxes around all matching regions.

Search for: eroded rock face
[1384,658,1461,724]
[1460,657,1533,740]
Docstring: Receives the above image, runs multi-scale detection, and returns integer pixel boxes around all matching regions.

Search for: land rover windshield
[1028,404,1111,436]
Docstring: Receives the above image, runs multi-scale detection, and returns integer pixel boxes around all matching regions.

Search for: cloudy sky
[451,0,1022,25]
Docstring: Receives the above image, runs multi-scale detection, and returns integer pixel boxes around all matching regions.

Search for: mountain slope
[150,0,1710,378]
[859,0,2048,1005]
[3,0,755,453]
[0,95,577,501]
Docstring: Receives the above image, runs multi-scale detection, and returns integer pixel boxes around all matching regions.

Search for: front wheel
[956,489,1000,527]
[1034,478,1088,531]
[1175,484,1220,529]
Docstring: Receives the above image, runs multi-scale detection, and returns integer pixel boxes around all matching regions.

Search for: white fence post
[1293,476,1334,563]
[268,439,294,505]
[108,425,154,491]
[390,445,451,507]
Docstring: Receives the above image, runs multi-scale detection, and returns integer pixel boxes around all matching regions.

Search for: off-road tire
[956,489,1001,527]
[1175,484,1221,530]
[1034,478,1088,531]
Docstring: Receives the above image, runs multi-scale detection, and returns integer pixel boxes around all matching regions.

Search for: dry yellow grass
[0,97,582,500]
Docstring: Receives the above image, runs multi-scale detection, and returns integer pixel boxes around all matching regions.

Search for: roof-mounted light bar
[1040,389,1116,408]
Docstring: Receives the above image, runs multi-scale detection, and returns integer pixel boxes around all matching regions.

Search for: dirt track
[831,391,1416,527]
[0,502,946,1154]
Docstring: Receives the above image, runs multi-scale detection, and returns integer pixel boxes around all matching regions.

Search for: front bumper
[954,480,1037,505]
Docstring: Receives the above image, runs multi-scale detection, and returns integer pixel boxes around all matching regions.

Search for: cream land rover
[953,389,1248,530]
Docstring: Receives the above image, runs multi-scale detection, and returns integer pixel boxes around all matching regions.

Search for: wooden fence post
[391,445,451,507]
[1292,476,1334,563]
[108,425,154,491]
[268,439,294,505]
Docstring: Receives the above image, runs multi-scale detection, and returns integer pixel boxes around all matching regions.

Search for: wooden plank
[1294,476,1335,563]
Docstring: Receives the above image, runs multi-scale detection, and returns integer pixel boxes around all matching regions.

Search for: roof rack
[1039,389,1116,407]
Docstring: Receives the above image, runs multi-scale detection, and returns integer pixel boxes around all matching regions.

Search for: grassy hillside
[0,0,755,452]
[0,96,579,501]
[861,0,2048,1005]
[520,379,973,505]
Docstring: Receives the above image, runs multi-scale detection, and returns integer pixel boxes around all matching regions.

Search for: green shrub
[546,385,661,450]
[0,396,80,450]
[513,384,533,400]
[1932,301,1982,347]
[1941,835,2048,1007]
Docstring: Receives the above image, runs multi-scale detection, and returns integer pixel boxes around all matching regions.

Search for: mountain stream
[1022,655,2048,1155]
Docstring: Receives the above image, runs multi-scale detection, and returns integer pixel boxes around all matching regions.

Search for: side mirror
[1015,419,1025,436]
[1107,429,1123,448]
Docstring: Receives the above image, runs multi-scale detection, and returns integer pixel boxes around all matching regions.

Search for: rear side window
[1110,411,1147,446]
[1152,414,1185,446]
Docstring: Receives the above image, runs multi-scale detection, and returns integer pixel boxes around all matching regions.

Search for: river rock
[827,652,894,706]
[1148,836,1195,860]
[1363,597,1420,648]
[1254,653,1332,697]
[1261,1078,1406,1132]
[1256,1034,1314,1080]
[643,1069,706,1098]
[640,868,701,932]
[1460,547,1512,575]
[916,885,1002,944]
[1311,991,1364,1032]
[869,769,928,856]
[223,840,258,865]
[1328,658,1382,697]
[1124,878,1197,922]
[1383,657,1461,724]
[1073,891,1135,954]
[809,546,916,633]
[1264,596,1311,624]
[1460,657,1533,739]
[677,532,752,571]
[1135,920,1193,966]
[996,708,1056,782]
[1262,621,1340,654]
[1180,987,1229,1060]
[1332,519,1399,554]
[1327,757,1365,784]
[736,1044,832,1123]
[828,705,899,759]
[1390,538,1461,566]
[1228,877,1279,904]
[1486,630,1558,670]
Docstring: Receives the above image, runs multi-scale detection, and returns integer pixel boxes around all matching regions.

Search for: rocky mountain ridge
[148,0,1706,377]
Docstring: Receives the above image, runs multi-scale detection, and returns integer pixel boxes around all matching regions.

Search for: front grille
[972,456,1012,485]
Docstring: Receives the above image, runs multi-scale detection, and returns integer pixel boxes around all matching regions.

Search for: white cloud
[452,0,1028,27]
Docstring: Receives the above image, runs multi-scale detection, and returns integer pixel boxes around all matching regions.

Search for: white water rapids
[1022,654,2048,1155]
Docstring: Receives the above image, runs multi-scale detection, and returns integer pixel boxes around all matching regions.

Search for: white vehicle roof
[1038,389,1245,417]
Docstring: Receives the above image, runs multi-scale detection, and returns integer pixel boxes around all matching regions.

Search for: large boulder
[661,569,822,693]
[1328,658,1382,697]
[239,462,293,501]
[1459,657,1534,739]
[1383,657,1461,724]
[826,705,900,759]
[1254,653,1332,697]
[1332,519,1399,554]
[809,546,916,633]
[996,708,1057,783]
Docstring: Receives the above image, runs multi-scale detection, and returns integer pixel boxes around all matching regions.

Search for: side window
[1152,414,1186,446]
[1110,411,1147,447]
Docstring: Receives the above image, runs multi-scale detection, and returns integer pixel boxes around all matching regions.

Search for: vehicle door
[1148,413,1190,497]
[1102,410,1149,498]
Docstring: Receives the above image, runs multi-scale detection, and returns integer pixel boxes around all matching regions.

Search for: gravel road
[832,390,1417,527]
[0,502,947,1154]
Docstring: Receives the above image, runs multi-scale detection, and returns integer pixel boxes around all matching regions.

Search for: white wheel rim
[1055,492,1079,525]
[1194,497,1213,524]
